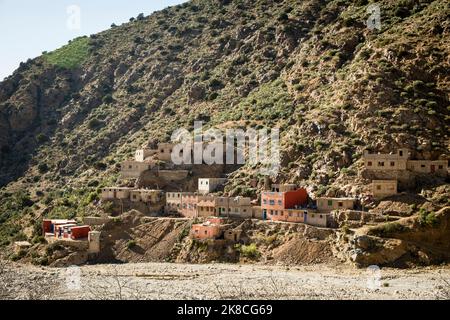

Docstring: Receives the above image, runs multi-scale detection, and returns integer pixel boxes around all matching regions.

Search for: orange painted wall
[191,224,221,239]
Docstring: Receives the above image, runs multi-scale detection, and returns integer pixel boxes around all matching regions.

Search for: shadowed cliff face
[0,0,448,247]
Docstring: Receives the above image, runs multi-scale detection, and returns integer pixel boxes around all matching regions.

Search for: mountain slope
[0,0,448,247]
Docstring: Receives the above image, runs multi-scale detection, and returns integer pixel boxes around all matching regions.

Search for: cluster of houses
[363,148,448,199]
[97,147,448,242]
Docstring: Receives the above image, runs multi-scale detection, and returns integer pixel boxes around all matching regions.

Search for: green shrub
[38,163,49,173]
[102,94,113,104]
[36,133,48,143]
[127,240,137,249]
[418,209,438,227]
[44,37,90,69]
[239,243,260,259]
[87,118,104,130]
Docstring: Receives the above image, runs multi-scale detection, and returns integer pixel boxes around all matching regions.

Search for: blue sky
[0,0,187,80]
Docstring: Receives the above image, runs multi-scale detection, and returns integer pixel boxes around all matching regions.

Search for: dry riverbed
[1,261,450,300]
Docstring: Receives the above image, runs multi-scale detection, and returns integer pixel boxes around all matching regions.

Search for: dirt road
[2,261,449,300]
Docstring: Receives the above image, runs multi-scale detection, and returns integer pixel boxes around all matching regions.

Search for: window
[390,161,395,167]
[338,202,343,207]
[368,161,372,166]
[204,231,207,235]
[377,185,381,190]
[421,164,426,168]
[269,200,275,205]
[289,212,292,217]
[277,200,282,205]
[439,165,443,169]
[399,150,403,157]
[263,199,267,204]
[378,161,384,167]
[328,200,333,206]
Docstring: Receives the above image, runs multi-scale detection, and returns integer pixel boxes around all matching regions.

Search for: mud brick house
[216,196,230,216]
[363,148,409,170]
[166,192,183,214]
[226,197,252,218]
[191,221,222,240]
[406,160,448,176]
[121,161,153,179]
[101,187,134,200]
[317,197,357,213]
[120,143,176,179]
[261,185,308,221]
[197,196,218,217]
[198,178,227,194]
[363,148,448,176]
[130,189,164,203]
[270,184,298,192]
[181,193,201,218]
[371,180,398,199]
[306,212,329,227]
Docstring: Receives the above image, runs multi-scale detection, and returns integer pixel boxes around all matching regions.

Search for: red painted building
[261,188,308,220]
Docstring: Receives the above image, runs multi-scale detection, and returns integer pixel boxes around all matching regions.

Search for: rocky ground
[1,261,449,300]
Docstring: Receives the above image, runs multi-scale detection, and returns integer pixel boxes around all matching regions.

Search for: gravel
[2,261,450,300]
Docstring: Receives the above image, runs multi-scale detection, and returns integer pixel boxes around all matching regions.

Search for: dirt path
[2,262,450,300]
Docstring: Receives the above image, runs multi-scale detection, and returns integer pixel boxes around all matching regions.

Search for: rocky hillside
[0,0,449,247]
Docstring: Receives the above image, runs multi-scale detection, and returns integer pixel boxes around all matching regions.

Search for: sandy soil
[2,261,450,300]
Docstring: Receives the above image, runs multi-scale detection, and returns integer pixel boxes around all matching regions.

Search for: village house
[316,197,357,213]
[165,192,183,214]
[43,219,91,241]
[363,148,448,176]
[371,180,398,199]
[270,184,298,192]
[306,212,329,227]
[224,228,243,242]
[121,161,153,179]
[191,220,222,240]
[120,143,176,179]
[226,197,252,219]
[180,193,201,218]
[198,178,227,194]
[197,196,218,217]
[261,186,308,221]
[42,220,101,255]
[101,187,134,201]
[130,189,164,203]
[363,148,409,170]
[406,160,448,176]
